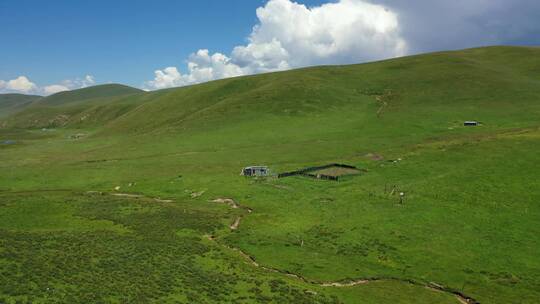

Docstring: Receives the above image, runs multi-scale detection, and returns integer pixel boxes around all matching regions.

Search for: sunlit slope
[3,84,147,128]
[102,46,540,135]
[37,83,143,106]
[0,93,41,118]
[2,46,539,133]
[1,46,540,304]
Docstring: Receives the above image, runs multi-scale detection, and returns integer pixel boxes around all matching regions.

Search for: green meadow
[1,46,539,303]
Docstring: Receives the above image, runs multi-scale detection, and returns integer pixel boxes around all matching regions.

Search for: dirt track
[87,191,478,304]
[208,196,479,304]
[2,186,479,304]
[230,216,242,230]
[109,192,174,203]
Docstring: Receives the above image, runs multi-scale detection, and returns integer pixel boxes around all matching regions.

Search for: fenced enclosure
[278,163,362,181]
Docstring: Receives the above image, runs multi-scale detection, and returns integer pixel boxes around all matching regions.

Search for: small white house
[241,166,269,177]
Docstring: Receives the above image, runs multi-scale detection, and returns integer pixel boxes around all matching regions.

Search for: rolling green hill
[102,45,540,136]
[37,83,143,106]
[3,84,146,128]
[0,93,42,118]
[0,46,539,304]
[4,46,539,134]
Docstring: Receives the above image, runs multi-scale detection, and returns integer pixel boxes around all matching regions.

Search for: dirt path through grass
[111,192,174,203]
[0,190,479,303]
[211,198,253,231]
[207,196,479,304]
[229,216,242,230]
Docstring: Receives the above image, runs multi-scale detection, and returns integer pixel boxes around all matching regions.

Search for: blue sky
[0,1,267,86]
[1,0,539,94]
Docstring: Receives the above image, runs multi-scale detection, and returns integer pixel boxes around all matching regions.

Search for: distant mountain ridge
[0,93,42,118]
[0,84,145,128]
[1,46,539,132]
[37,84,144,106]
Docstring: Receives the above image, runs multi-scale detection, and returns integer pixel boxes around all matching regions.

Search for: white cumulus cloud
[147,50,245,89]
[243,0,406,67]
[0,76,38,93]
[231,38,290,73]
[0,75,96,95]
[43,84,70,95]
[147,67,183,90]
[46,75,96,94]
[145,0,406,90]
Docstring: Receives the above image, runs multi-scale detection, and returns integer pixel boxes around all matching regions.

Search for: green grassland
[0,94,41,118]
[0,46,539,303]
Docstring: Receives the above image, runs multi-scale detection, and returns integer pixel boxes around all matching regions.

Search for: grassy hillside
[97,45,540,135]
[37,83,143,106]
[0,46,539,304]
[0,93,42,118]
[3,84,147,129]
